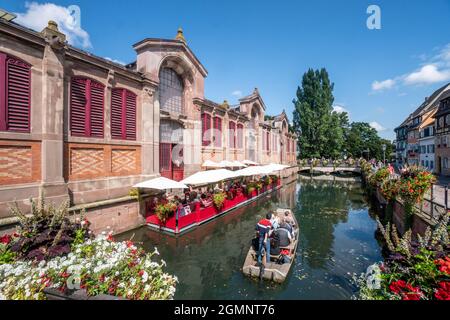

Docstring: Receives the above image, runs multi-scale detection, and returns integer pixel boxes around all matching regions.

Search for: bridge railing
[297,159,361,168]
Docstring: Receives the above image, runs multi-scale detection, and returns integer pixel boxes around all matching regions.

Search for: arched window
[159,68,183,114]
[0,52,31,132]
[111,88,136,140]
[229,121,236,148]
[237,123,244,149]
[70,77,104,137]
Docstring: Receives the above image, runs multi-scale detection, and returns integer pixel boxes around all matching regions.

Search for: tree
[344,122,391,161]
[293,68,343,158]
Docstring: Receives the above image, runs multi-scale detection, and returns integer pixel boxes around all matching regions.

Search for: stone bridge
[298,166,361,174]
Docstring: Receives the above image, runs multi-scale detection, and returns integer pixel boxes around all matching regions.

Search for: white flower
[141,271,149,283]
[153,247,160,256]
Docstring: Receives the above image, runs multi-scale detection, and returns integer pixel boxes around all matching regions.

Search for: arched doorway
[160,120,184,181]
[159,67,185,181]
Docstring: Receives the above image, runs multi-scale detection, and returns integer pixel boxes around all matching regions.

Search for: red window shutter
[125,90,136,140]
[159,143,172,171]
[202,113,211,146]
[229,121,236,148]
[89,80,104,137]
[0,53,6,131]
[111,88,123,139]
[267,131,270,151]
[70,78,87,136]
[6,56,31,132]
[214,116,222,147]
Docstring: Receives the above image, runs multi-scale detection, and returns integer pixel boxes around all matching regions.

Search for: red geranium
[389,280,423,300]
[435,281,450,300]
[435,257,450,275]
[0,234,11,244]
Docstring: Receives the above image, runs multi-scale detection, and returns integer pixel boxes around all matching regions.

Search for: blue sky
[3,0,450,140]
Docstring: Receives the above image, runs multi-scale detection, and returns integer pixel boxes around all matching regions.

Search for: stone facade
[0,20,298,231]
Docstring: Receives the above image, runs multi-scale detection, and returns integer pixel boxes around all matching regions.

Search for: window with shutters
[159,68,183,114]
[229,121,236,148]
[0,53,31,132]
[237,123,243,149]
[267,131,270,152]
[70,77,104,137]
[213,116,222,147]
[202,113,211,146]
[111,88,137,140]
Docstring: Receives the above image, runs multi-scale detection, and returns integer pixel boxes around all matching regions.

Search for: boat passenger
[283,211,296,228]
[256,213,273,264]
[274,226,292,248]
[270,214,280,230]
[279,220,293,235]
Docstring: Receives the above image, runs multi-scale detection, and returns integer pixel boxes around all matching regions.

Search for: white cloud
[371,79,396,91]
[231,90,242,97]
[404,64,450,85]
[15,2,91,48]
[371,44,450,91]
[332,105,348,114]
[375,107,385,113]
[370,121,386,132]
[104,57,125,65]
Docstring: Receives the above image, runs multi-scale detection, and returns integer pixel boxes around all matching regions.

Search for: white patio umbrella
[181,169,239,186]
[234,165,272,176]
[232,161,247,168]
[201,160,221,168]
[242,159,259,166]
[218,160,237,168]
[265,163,289,172]
[133,177,188,190]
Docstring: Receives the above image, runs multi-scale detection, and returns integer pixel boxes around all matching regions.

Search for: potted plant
[213,192,227,210]
[155,202,177,224]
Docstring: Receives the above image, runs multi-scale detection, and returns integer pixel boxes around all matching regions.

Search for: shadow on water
[117,177,382,300]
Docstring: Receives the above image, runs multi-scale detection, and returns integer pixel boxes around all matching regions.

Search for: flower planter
[44,288,126,300]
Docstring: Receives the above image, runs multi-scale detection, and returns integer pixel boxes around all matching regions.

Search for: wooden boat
[242,208,299,283]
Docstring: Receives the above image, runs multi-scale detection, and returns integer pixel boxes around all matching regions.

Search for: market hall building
[0,19,298,234]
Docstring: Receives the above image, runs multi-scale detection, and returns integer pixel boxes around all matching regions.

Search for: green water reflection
[117,176,382,299]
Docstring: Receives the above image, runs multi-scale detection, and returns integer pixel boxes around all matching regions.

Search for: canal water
[117,176,383,299]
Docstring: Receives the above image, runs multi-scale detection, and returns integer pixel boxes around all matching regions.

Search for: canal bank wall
[364,174,442,236]
[0,166,299,236]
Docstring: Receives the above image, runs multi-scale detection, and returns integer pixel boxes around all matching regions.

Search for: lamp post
[382,144,386,166]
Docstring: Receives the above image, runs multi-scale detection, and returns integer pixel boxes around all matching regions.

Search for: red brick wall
[0,139,41,185]
[65,142,141,181]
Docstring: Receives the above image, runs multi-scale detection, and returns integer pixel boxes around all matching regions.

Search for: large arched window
[0,52,31,132]
[159,68,183,114]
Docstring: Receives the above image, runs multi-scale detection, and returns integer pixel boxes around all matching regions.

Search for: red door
[159,143,184,181]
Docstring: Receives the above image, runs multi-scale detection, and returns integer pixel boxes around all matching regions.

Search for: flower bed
[0,198,177,300]
[0,233,177,300]
[354,214,449,300]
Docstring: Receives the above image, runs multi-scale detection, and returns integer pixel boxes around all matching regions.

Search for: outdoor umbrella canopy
[242,159,259,166]
[133,177,188,190]
[218,160,238,168]
[265,163,289,172]
[201,160,221,168]
[232,161,247,168]
[234,165,273,176]
[181,169,239,185]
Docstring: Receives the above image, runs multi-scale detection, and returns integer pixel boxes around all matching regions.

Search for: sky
[2,0,450,140]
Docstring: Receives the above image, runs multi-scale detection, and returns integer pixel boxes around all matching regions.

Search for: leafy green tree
[344,122,391,161]
[293,68,343,158]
